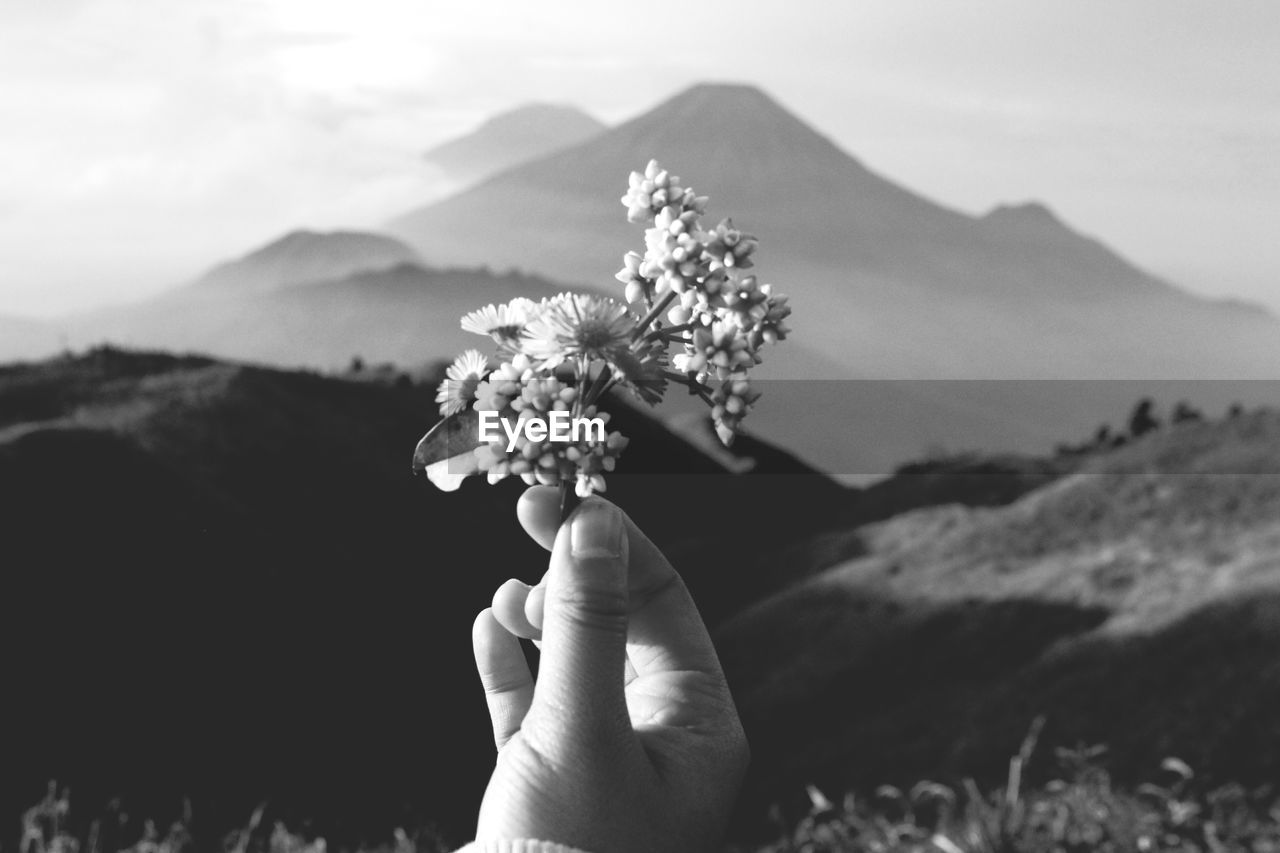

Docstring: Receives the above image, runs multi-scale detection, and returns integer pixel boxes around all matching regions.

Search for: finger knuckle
[554,585,628,634]
[482,674,530,697]
[555,582,627,618]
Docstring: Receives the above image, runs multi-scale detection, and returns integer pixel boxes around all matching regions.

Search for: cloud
[0,0,466,314]
[1,0,1278,316]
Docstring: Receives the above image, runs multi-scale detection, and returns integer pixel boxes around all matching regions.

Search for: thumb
[534,498,631,736]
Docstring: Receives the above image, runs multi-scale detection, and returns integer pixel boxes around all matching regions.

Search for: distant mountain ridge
[389,82,1280,380]
[425,103,606,186]
[73,261,588,370]
[10,82,1280,479]
[194,229,421,292]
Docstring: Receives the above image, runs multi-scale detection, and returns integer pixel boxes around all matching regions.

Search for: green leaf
[411,408,485,492]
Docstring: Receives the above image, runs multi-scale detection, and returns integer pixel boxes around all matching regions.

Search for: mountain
[193,229,421,293]
[388,82,1280,381]
[424,103,606,186]
[75,262,605,370]
[716,410,1280,835]
[0,346,842,843]
[69,253,1278,480]
[27,84,1279,481]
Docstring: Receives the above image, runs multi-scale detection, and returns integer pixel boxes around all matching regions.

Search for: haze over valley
[5,83,1276,476]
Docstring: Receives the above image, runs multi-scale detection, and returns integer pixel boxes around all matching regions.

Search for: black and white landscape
[8,83,1279,476]
[3,4,1280,851]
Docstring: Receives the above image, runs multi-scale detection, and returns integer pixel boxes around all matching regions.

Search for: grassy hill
[5,348,1277,849]
[717,411,1280,838]
[0,347,841,845]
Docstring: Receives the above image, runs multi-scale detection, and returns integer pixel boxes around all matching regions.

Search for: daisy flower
[460,298,536,350]
[523,293,637,369]
[434,349,490,415]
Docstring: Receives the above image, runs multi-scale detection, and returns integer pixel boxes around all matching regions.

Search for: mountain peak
[471,102,603,134]
[668,81,778,106]
[390,79,957,282]
[425,103,605,184]
[386,82,1280,383]
[982,201,1064,228]
[635,81,812,134]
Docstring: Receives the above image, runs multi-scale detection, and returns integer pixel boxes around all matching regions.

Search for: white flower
[523,293,637,369]
[673,321,758,383]
[710,374,759,446]
[422,161,790,498]
[472,394,629,496]
[473,354,535,413]
[435,349,490,415]
[460,298,537,349]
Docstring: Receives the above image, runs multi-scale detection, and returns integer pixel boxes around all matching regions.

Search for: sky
[2,0,1278,317]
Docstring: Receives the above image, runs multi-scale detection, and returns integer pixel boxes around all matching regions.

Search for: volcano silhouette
[389,82,1280,381]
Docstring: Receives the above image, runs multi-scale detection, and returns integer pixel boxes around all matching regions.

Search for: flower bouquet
[412,160,791,518]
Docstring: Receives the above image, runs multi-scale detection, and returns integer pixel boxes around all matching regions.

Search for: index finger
[516,487,725,680]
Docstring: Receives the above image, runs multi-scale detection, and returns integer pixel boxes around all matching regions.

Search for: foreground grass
[18,790,451,853]
[21,738,1280,853]
[750,727,1280,853]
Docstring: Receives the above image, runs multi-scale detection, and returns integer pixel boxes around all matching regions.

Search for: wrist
[454,840,592,853]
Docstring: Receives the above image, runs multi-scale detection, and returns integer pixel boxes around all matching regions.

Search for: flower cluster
[421,161,791,500]
[617,159,790,444]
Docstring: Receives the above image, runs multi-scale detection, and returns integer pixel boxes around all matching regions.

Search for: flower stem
[664,370,716,407]
[560,355,588,522]
[572,355,588,419]
[634,291,676,338]
[644,322,695,343]
[583,364,613,408]
[559,480,578,523]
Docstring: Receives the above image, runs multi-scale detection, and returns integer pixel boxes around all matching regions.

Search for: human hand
[470,488,749,852]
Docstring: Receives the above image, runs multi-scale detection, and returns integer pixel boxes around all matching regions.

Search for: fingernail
[570,502,624,558]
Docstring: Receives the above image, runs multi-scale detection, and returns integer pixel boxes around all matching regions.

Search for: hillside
[193,229,421,292]
[47,226,1198,480]
[69,262,603,371]
[716,411,1280,833]
[389,82,1280,382]
[0,347,842,843]
[424,103,606,186]
[5,348,1274,847]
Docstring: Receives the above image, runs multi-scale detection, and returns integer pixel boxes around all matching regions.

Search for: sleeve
[452,841,591,853]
